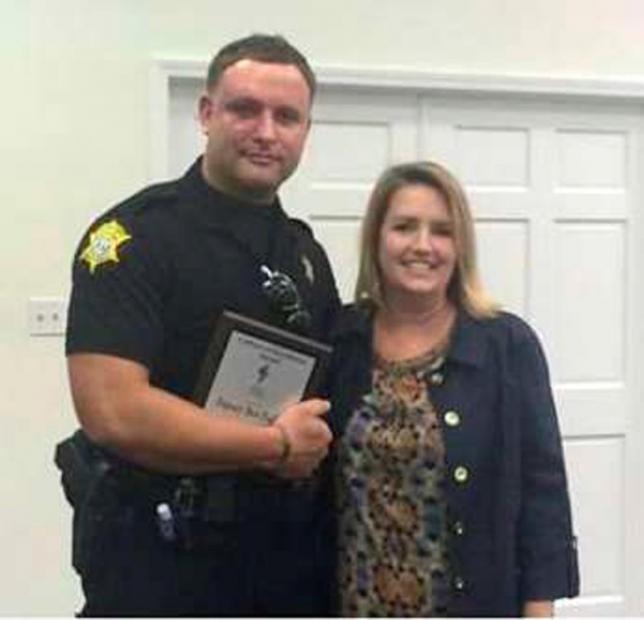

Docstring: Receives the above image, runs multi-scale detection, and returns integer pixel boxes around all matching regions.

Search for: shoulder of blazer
[447,310,541,367]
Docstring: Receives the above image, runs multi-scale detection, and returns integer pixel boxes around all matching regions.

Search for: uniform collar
[179,156,287,220]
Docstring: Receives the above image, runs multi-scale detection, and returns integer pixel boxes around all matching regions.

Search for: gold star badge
[80,219,132,274]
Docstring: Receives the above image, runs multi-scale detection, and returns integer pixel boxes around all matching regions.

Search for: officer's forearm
[108,385,287,473]
[68,353,285,474]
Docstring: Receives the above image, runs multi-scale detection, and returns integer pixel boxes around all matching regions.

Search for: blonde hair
[354,160,499,319]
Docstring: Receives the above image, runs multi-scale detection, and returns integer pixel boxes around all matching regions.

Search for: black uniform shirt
[66,158,340,400]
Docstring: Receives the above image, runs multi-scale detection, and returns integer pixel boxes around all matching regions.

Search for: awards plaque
[192,311,333,425]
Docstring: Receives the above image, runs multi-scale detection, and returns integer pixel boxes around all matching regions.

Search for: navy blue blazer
[328,305,579,617]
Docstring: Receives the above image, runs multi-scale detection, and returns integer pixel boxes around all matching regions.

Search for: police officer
[58,34,340,616]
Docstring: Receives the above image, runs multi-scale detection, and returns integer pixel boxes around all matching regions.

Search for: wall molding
[154,56,644,96]
[317,65,644,99]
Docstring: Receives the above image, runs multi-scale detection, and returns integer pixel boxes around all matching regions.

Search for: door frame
[150,59,644,615]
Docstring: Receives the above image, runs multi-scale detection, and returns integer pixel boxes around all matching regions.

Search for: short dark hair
[206,33,316,99]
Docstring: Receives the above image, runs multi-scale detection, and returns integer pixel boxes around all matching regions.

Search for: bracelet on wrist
[273,422,291,464]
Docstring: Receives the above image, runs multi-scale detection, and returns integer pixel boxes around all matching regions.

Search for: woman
[329,161,579,617]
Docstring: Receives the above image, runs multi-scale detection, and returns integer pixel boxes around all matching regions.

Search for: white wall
[2,0,643,614]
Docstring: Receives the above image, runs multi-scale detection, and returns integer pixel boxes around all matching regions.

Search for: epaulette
[111,179,181,218]
[288,217,314,237]
[74,179,182,265]
[330,302,373,341]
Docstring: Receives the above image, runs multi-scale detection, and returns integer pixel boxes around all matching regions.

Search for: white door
[164,76,644,616]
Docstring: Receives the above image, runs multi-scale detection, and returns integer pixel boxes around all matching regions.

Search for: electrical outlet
[28,297,67,336]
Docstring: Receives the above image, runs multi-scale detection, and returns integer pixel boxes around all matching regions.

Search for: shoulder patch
[79,219,132,274]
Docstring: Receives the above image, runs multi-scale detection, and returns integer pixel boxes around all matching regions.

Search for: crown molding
[152,57,644,100]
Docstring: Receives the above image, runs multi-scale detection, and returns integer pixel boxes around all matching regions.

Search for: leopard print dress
[337,349,451,616]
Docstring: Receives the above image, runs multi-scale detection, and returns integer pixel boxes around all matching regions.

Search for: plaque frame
[191,311,333,422]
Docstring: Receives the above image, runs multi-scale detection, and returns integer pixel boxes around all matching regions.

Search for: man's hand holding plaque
[191,311,334,480]
[262,398,332,479]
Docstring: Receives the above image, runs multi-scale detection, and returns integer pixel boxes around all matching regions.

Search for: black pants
[75,480,335,617]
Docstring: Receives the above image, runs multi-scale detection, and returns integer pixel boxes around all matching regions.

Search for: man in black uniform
[58,34,340,616]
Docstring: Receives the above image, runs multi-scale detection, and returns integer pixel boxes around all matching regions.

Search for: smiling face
[198,59,312,203]
[377,183,457,306]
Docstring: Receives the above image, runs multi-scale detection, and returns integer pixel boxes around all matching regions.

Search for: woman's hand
[523,600,554,617]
